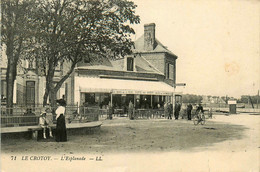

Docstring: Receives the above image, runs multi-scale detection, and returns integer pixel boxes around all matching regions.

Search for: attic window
[127,57,134,71]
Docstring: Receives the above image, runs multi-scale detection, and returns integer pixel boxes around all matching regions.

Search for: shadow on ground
[1,118,247,154]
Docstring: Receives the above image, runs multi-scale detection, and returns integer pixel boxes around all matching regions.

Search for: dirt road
[1,114,259,172]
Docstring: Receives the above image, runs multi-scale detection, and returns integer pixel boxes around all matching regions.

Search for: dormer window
[127,57,134,71]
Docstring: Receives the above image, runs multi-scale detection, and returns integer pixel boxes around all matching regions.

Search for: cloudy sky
[132,0,259,98]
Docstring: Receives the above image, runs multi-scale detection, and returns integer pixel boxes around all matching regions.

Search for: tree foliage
[182,94,203,104]
[237,95,260,104]
[1,0,36,110]
[29,0,140,106]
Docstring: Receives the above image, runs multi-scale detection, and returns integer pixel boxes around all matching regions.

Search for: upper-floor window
[166,63,174,80]
[169,64,174,80]
[127,57,134,71]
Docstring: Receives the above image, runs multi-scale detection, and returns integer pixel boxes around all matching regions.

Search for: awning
[75,77,177,96]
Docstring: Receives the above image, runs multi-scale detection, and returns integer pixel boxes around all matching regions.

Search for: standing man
[187,103,193,120]
[128,101,134,120]
[107,101,113,120]
[164,102,168,118]
[168,102,173,119]
[174,101,181,120]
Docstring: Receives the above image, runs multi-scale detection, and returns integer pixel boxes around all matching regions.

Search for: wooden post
[110,93,113,105]
[172,94,175,117]
[151,95,153,108]
[134,94,136,108]
[31,130,38,140]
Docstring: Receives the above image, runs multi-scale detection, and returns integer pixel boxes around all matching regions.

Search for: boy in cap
[39,106,53,139]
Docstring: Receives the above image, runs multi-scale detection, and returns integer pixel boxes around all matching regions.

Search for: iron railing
[134,109,165,119]
[1,105,105,127]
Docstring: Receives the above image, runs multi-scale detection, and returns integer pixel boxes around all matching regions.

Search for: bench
[1,121,103,140]
[28,125,56,140]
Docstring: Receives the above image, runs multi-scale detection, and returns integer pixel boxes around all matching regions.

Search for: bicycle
[193,111,205,125]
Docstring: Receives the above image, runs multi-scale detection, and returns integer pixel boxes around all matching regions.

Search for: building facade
[64,23,179,111]
[1,23,180,111]
[1,51,64,107]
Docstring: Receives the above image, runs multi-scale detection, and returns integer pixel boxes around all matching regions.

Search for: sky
[131,0,260,98]
[1,0,259,99]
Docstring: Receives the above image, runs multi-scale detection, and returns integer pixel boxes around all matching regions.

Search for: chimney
[144,23,156,51]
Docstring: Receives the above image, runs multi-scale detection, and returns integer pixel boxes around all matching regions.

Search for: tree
[182,94,203,104]
[31,0,140,106]
[1,0,35,113]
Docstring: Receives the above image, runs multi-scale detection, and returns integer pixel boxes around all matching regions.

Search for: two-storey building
[1,23,180,112]
[64,23,179,111]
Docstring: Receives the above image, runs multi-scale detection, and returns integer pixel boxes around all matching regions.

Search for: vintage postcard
[1,0,259,171]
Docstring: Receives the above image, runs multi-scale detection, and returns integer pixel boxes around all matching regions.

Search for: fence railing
[1,115,39,127]
[134,109,165,119]
[1,105,106,128]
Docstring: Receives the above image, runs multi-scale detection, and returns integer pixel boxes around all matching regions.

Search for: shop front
[75,77,179,117]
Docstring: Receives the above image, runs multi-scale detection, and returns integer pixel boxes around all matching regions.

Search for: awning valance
[75,77,177,96]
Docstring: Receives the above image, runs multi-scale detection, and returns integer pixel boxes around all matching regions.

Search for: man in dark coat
[168,103,173,119]
[174,102,181,120]
[196,103,204,114]
[187,103,193,120]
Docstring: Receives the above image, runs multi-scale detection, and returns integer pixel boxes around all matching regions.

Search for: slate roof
[76,55,163,75]
[133,34,178,58]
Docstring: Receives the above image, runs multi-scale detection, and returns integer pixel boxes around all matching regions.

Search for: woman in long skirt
[55,99,67,142]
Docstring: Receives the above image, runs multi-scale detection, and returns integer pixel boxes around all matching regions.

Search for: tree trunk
[43,88,49,106]
[49,89,57,107]
[5,25,18,115]
[6,62,16,115]
[43,58,55,106]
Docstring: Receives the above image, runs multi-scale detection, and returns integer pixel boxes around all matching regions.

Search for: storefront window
[84,93,110,108]
[85,93,96,105]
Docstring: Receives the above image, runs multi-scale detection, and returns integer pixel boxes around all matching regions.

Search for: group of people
[39,99,67,142]
[186,103,204,120]
[164,102,182,120]
[164,102,173,119]
[163,102,204,121]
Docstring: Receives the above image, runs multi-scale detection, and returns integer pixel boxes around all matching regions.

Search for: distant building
[201,95,226,104]
[1,46,64,106]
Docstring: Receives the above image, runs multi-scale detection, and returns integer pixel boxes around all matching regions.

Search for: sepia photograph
[1,0,259,171]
